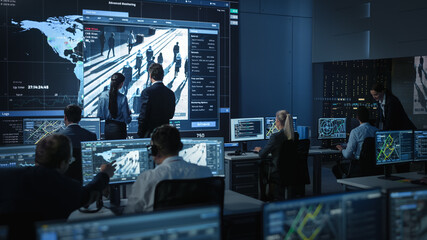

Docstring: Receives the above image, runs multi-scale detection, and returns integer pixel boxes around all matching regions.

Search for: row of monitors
[230,116,298,142]
[376,130,427,165]
[230,117,346,142]
[35,188,427,240]
[0,137,225,182]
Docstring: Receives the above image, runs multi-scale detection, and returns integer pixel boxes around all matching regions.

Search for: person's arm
[138,89,150,137]
[81,162,115,206]
[341,130,356,159]
[258,134,277,158]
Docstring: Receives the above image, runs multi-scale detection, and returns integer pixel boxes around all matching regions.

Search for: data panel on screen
[180,137,224,176]
[318,118,346,139]
[37,206,221,240]
[22,118,100,144]
[0,145,36,168]
[230,117,264,142]
[414,130,427,161]
[375,130,413,165]
[1,0,238,135]
[81,139,151,184]
[389,188,427,240]
[263,189,384,240]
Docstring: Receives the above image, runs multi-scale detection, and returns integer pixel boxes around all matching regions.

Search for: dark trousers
[105,120,127,140]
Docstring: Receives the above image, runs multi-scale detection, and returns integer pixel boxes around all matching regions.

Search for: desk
[225,147,340,197]
[337,172,424,192]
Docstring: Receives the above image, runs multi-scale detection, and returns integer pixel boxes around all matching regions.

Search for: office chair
[153,177,225,212]
[358,137,382,176]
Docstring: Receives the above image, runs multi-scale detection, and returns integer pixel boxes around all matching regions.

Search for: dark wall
[238,0,313,127]
[313,0,427,62]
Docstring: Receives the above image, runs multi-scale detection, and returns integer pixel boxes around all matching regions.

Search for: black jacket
[376,92,416,130]
[138,82,175,138]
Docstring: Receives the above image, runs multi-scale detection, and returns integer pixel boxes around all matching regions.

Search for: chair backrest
[153,177,224,212]
[359,137,382,176]
[277,137,311,186]
[65,147,83,184]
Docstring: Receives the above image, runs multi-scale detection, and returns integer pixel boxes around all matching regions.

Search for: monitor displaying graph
[375,130,413,165]
[263,189,385,240]
[318,118,346,139]
[0,145,36,168]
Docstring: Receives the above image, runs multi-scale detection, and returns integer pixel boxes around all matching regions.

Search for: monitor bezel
[230,117,265,142]
[375,130,414,166]
[317,117,347,140]
[414,129,427,162]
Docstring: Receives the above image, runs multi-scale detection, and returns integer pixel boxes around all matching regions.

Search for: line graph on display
[10,95,78,109]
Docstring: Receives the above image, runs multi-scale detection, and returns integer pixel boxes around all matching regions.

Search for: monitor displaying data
[388,188,427,240]
[0,145,36,168]
[264,116,297,139]
[375,130,413,165]
[37,206,221,240]
[81,139,152,184]
[230,117,264,142]
[180,137,224,176]
[263,189,385,240]
[23,118,101,144]
[414,130,427,161]
[318,118,346,139]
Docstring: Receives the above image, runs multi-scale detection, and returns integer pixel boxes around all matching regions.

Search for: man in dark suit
[370,82,416,172]
[138,63,175,138]
[370,82,416,131]
[59,104,97,182]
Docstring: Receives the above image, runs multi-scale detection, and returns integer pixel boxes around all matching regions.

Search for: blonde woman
[254,110,296,201]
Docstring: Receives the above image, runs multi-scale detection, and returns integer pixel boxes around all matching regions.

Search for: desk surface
[225,147,340,160]
[68,190,264,221]
[337,171,425,191]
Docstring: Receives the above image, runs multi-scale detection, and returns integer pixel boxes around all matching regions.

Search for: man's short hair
[371,82,385,92]
[35,134,72,169]
[357,106,370,123]
[149,63,164,81]
[151,125,183,156]
[64,104,82,123]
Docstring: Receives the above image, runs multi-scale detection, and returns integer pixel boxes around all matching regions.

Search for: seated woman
[254,110,298,201]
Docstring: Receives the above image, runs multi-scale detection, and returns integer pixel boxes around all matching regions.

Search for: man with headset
[125,125,212,213]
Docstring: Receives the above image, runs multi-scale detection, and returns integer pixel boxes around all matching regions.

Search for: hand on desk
[336,145,343,151]
[253,147,261,153]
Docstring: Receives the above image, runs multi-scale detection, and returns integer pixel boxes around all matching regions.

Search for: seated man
[59,104,97,182]
[0,134,115,238]
[125,125,212,213]
[334,106,378,178]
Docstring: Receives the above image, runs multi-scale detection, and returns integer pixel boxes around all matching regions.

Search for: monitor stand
[378,165,404,181]
[241,142,248,153]
[104,185,126,213]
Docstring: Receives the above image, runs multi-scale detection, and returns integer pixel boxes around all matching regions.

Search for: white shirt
[124,156,212,213]
[379,93,386,117]
[342,123,378,160]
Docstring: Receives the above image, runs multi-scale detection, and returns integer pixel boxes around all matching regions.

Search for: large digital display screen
[0,0,239,138]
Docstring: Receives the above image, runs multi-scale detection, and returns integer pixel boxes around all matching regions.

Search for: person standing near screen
[128,30,136,54]
[173,42,179,62]
[97,73,132,139]
[138,63,175,138]
[370,82,416,131]
[370,82,416,173]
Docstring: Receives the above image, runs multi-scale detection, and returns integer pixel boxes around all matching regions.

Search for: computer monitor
[23,117,101,144]
[318,118,346,140]
[230,117,264,142]
[388,188,427,240]
[375,130,413,165]
[79,117,101,140]
[37,206,221,240]
[180,137,225,176]
[80,139,152,185]
[263,189,385,240]
[264,116,297,139]
[0,145,36,168]
[414,130,427,161]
